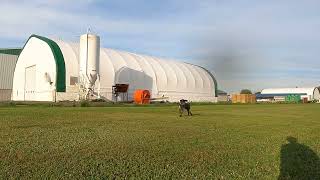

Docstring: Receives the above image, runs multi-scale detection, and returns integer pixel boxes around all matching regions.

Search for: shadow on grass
[278,136,320,180]
[179,113,200,117]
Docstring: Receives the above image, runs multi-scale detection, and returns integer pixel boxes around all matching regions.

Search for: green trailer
[285,94,301,103]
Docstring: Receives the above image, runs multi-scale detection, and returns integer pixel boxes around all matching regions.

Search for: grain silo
[78,33,101,99]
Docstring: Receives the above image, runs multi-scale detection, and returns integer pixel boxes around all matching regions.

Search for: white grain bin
[79,33,100,87]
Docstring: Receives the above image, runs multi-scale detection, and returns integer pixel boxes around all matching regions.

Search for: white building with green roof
[9,34,218,102]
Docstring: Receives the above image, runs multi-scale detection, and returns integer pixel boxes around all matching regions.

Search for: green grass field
[0,104,319,179]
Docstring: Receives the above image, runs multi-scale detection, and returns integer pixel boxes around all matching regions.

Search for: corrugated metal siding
[0,89,12,101]
[0,54,18,89]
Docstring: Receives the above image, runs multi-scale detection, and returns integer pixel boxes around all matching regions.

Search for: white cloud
[0,0,319,92]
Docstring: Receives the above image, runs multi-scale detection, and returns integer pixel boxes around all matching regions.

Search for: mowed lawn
[0,104,319,179]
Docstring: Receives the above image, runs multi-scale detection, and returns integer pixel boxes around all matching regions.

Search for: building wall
[232,94,256,103]
[0,54,18,101]
[12,37,56,101]
[55,39,218,102]
[0,89,12,101]
[218,95,228,102]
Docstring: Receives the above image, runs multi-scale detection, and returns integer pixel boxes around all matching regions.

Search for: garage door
[24,65,36,101]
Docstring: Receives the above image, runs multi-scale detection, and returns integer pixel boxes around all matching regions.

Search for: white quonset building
[11,34,218,102]
[261,88,320,101]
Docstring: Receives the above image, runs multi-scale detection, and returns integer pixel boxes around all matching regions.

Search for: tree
[240,89,252,94]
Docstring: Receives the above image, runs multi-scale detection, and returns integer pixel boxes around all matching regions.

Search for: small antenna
[87,27,91,34]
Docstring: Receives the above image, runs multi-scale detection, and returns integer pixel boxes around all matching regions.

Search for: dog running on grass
[178,99,192,117]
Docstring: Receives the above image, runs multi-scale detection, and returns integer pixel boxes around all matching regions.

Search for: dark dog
[179,99,192,117]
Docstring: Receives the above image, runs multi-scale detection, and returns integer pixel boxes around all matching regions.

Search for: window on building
[70,76,78,85]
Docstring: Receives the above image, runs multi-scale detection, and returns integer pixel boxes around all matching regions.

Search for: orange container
[134,89,151,104]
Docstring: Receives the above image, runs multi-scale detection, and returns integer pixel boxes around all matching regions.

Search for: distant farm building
[217,90,228,102]
[257,88,320,102]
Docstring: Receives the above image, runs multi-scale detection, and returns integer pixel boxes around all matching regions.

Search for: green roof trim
[0,48,22,56]
[20,34,66,92]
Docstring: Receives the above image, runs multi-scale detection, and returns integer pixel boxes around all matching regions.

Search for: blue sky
[0,0,319,92]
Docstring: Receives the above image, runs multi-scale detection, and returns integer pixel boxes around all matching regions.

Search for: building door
[24,65,36,101]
